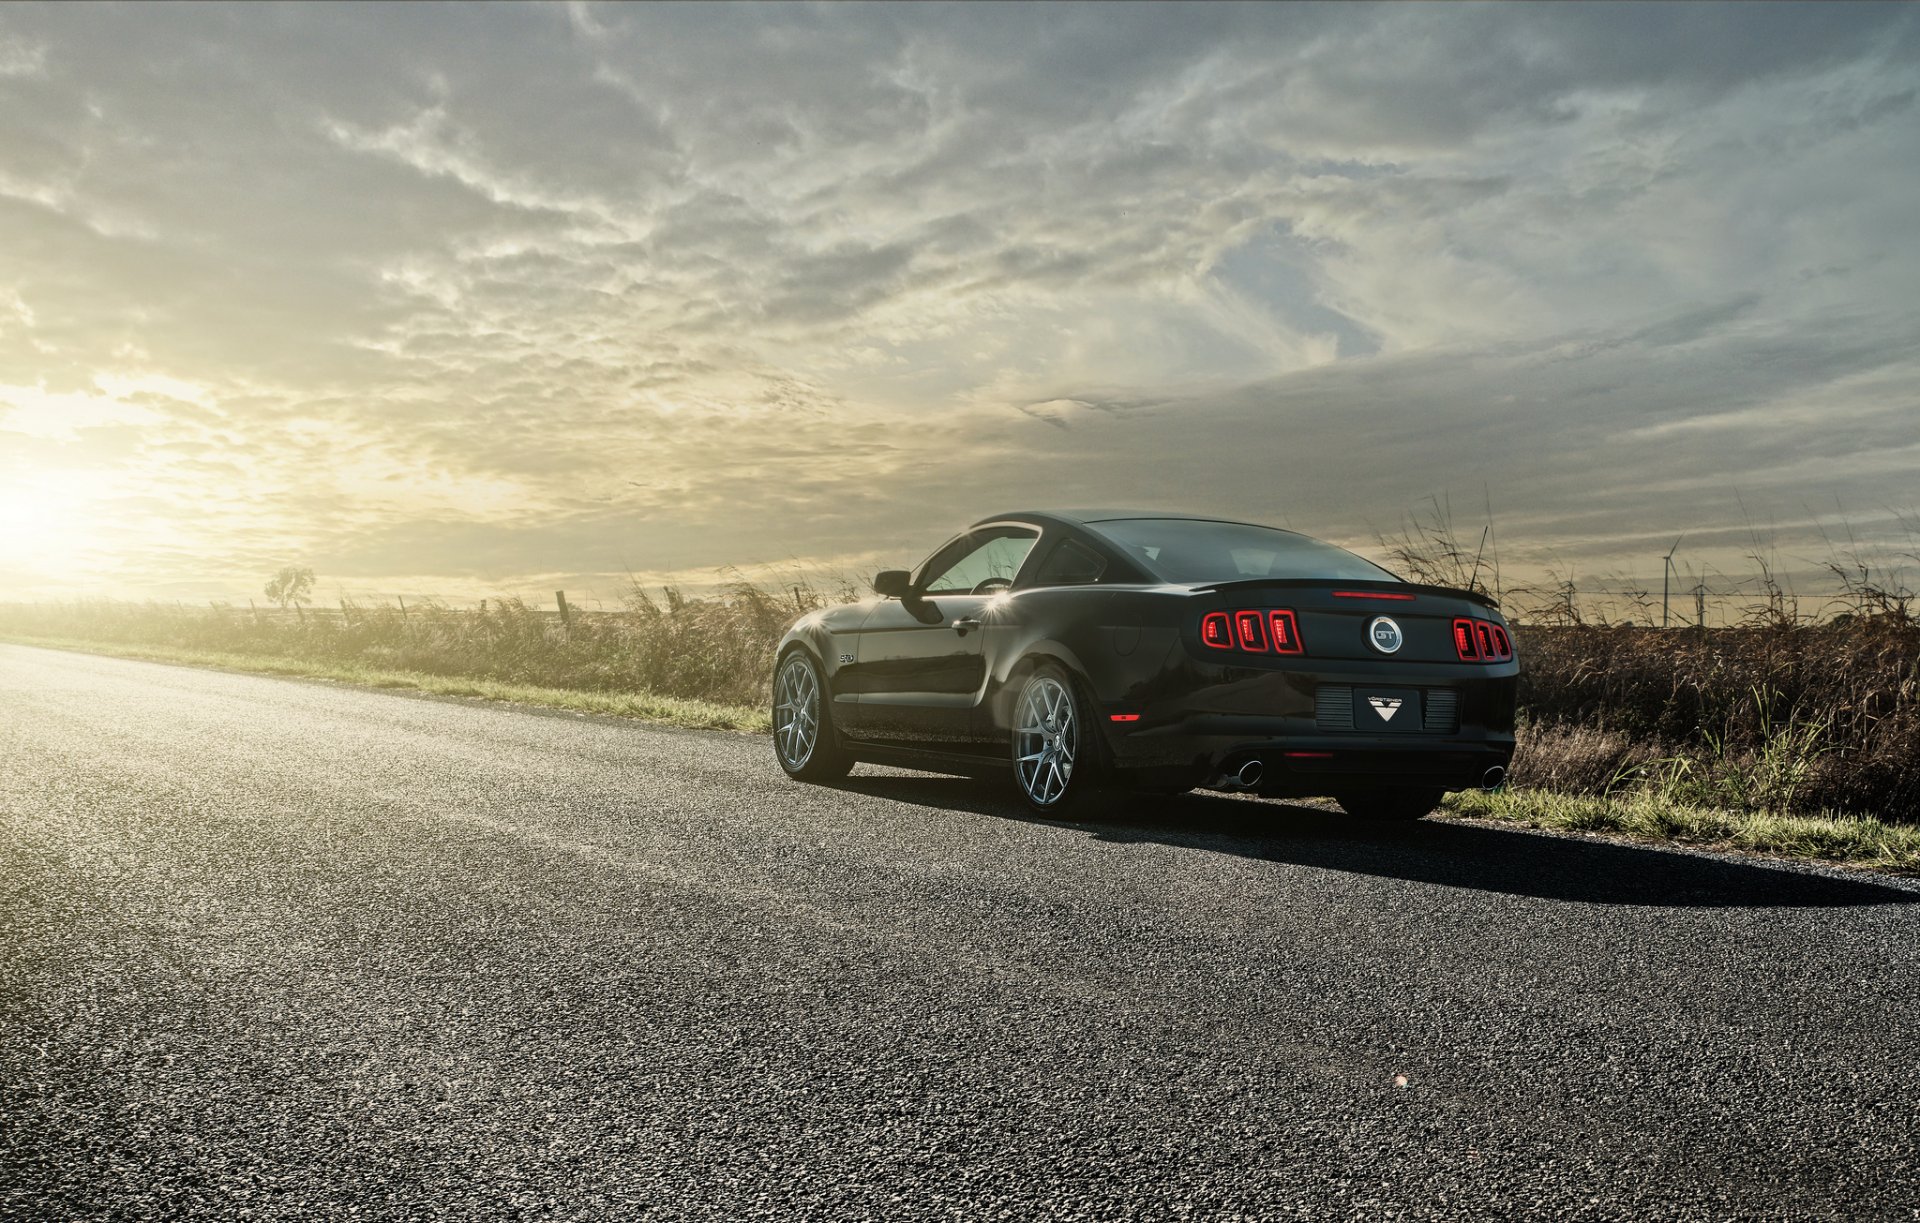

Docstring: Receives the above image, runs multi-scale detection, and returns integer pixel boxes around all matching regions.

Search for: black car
[771,510,1517,818]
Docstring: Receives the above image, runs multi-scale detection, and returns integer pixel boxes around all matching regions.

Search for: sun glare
[0,474,113,577]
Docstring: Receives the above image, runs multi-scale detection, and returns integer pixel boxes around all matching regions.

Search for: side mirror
[873,570,912,599]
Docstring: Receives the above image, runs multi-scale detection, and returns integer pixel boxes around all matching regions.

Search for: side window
[921,530,1038,595]
[1032,538,1107,587]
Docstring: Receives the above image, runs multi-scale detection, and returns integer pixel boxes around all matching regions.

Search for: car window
[1090,518,1397,583]
[921,529,1038,595]
[1031,538,1106,587]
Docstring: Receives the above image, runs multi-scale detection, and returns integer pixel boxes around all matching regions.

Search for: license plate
[1353,688,1423,733]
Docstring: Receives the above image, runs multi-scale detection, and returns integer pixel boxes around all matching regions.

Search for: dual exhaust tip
[1219,759,1506,792]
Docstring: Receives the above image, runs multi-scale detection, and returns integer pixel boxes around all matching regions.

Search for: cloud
[0,3,1915,601]
[0,30,46,78]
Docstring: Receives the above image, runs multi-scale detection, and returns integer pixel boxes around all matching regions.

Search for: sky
[1,2,1917,613]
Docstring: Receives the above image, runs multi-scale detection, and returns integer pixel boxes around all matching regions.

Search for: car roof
[971,508,1284,532]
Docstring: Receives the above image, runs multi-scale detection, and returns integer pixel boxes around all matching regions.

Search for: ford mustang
[771,510,1517,818]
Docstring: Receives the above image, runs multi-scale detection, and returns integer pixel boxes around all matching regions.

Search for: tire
[1335,788,1443,821]
[772,649,853,782]
[1011,665,1104,814]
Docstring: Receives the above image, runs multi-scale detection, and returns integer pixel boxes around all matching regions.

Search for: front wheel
[1012,667,1103,814]
[772,650,853,781]
[1335,788,1443,821]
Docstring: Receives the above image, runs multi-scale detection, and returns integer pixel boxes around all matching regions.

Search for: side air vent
[1424,689,1460,734]
[1316,685,1355,730]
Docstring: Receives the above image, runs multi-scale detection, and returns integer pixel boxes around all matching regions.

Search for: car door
[841,526,1038,744]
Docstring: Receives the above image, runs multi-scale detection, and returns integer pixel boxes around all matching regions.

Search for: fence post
[555,590,571,634]
[398,595,408,622]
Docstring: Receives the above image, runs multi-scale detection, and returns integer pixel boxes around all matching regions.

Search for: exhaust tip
[1237,759,1265,788]
[1481,765,1507,791]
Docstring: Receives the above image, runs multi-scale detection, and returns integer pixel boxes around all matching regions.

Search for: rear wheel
[772,650,853,781]
[1012,667,1102,813]
[1336,788,1443,821]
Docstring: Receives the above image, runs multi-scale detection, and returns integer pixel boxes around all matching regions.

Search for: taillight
[1454,617,1512,662]
[1201,608,1305,656]
[1269,609,1303,655]
[1233,610,1269,652]
[1201,612,1233,649]
[1452,618,1479,660]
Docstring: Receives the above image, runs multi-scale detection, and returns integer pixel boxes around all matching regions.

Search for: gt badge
[838,653,855,665]
[1367,616,1404,654]
[1367,696,1403,722]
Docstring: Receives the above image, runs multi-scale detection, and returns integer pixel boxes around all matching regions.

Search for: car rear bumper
[1112,728,1513,796]
[1097,666,1517,796]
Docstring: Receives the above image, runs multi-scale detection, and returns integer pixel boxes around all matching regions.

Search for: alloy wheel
[773,654,821,769]
[1015,675,1077,806]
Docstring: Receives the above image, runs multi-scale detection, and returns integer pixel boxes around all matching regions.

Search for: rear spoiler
[1189,577,1502,611]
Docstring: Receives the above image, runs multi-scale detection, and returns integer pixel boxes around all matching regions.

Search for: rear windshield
[1090,518,1398,584]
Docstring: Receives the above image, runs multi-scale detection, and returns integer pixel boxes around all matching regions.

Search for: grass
[1512,619,1920,818]
[0,633,768,732]
[0,581,848,712]
[1444,788,1920,875]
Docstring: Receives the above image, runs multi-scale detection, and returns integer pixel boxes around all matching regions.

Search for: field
[3,581,1917,871]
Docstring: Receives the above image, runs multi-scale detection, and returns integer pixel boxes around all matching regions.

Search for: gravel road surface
[3,643,1918,1221]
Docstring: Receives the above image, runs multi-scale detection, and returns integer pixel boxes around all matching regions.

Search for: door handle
[952,617,983,634]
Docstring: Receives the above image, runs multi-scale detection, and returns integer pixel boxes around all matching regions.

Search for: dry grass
[1445,788,1920,875]
[1513,618,1920,820]
[1,633,769,731]
[0,576,853,710]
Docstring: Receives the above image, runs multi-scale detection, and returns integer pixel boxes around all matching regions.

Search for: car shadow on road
[834,774,1919,909]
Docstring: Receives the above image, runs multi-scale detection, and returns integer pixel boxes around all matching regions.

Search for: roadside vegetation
[3,517,1916,871]
[0,575,846,714]
[0,632,767,732]
[1443,790,1920,874]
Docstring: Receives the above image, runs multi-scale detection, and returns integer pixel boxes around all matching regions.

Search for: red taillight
[1452,618,1479,660]
[1200,608,1306,656]
[1454,617,1513,662]
[1233,609,1269,652]
[1201,612,1233,649]
[1269,609,1303,655]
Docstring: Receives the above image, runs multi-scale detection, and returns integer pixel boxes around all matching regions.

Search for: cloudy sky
[1,2,1916,608]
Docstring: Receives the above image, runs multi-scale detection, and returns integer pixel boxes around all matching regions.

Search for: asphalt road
[3,644,1918,1221]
